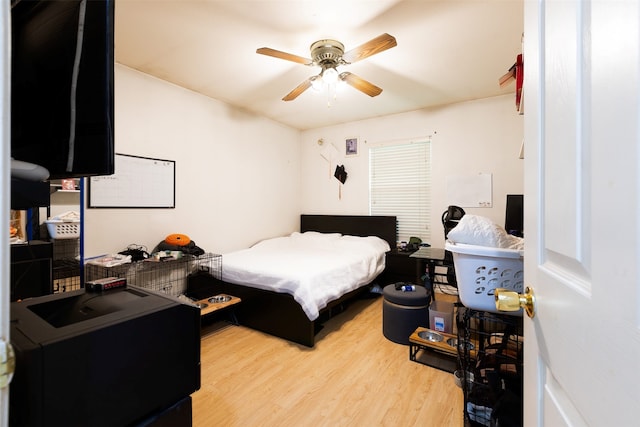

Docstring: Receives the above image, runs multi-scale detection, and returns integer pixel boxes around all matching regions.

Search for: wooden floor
[192,294,464,426]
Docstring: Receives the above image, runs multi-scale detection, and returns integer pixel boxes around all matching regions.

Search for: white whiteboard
[446,173,493,208]
[88,153,175,208]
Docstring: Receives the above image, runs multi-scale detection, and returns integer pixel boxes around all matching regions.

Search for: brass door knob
[495,286,536,318]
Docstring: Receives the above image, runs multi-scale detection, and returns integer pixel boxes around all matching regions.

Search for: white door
[523,0,639,425]
[1,2,11,426]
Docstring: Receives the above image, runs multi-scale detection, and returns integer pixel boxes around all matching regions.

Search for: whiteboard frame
[87,153,176,208]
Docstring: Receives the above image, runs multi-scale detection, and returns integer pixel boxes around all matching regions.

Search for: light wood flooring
[192,294,464,426]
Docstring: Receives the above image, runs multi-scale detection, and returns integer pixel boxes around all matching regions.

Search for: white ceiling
[115,0,524,131]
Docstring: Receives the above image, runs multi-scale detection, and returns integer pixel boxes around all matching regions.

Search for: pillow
[340,234,391,253]
[446,215,524,250]
[290,231,342,241]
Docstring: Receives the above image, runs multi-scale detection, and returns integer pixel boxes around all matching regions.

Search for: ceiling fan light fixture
[322,67,339,84]
[310,75,324,91]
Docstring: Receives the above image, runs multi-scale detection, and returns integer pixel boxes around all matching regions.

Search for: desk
[410,247,456,298]
[410,247,446,261]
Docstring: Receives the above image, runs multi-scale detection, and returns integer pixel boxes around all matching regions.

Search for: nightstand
[383,249,420,285]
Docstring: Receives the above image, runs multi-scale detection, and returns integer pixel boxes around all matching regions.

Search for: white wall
[82,68,522,256]
[83,65,302,257]
[300,95,524,248]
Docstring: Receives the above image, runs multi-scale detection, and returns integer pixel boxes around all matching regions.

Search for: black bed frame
[187,214,396,347]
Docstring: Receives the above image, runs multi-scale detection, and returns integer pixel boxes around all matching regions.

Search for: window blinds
[369,140,431,244]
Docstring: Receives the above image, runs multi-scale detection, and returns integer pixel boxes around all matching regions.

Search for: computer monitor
[505,194,524,237]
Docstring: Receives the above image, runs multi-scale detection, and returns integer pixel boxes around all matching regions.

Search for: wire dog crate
[85,253,222,297]
[52,238,82,293]
[457,308,523,427]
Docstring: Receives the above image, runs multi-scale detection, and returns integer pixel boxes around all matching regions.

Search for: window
[369,140,431,244]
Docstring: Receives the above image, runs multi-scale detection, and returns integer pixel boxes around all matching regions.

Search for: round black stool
[382,284,430,345]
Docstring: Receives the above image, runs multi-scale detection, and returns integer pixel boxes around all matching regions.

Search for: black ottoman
[382,284,430,345]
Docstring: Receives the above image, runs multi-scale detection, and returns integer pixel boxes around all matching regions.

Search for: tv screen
[11,0,115,179]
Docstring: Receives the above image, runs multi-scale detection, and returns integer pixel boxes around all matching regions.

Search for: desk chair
[442,205,466,239]
[436,206,466,290]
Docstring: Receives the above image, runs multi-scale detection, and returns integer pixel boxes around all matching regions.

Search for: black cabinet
[9,287,200,426]
[11,178,50,210]
[10,240,53,301]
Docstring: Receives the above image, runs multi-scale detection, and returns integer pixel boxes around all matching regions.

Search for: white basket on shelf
[445,242,524,315]
[46,219,80,239]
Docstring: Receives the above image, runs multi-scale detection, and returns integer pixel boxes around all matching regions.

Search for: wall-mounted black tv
[11,0,115,180]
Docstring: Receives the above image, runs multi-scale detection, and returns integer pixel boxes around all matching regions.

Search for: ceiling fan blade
[282,78,313,101]
[342,33,397,64]
[256,47,312,65]
[340,72,382,97]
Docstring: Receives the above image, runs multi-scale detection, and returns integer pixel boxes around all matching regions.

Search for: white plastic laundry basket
[46,220,80,239]
[445,242,524,315]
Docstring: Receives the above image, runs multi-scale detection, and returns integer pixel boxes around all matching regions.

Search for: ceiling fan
[256,33,397,101]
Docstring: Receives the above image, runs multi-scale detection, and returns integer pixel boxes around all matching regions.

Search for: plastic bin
[46,220,80,239]
[445,242,524,315]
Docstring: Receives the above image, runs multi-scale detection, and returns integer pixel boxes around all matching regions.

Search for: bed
[187,214,396,347]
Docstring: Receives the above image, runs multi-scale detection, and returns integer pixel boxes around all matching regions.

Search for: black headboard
[300,215,397,250]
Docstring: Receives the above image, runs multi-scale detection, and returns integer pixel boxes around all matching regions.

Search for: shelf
[49,179,80,193]
[50,188,80,194]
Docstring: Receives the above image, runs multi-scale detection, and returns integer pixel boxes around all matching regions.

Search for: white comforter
[222,231,391,321]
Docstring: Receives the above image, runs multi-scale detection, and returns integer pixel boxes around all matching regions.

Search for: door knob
[495,286,536,318]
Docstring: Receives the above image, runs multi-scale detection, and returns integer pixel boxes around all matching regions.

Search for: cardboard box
[429,300,454,334]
